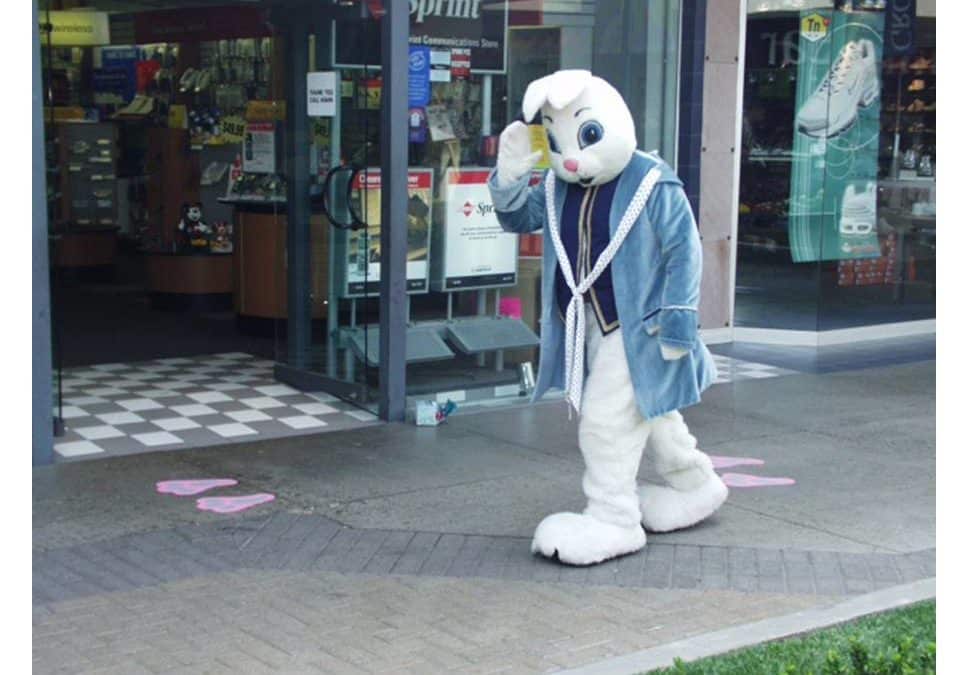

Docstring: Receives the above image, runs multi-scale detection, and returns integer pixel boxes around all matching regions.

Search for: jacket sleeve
[648,181,702,352]
[487,169,546,234]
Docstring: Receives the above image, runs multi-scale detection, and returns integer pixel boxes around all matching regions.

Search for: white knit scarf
[544,167,662,415]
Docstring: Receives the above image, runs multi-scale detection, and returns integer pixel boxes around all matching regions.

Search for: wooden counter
[144,252,234,295]
[51,229,118,268]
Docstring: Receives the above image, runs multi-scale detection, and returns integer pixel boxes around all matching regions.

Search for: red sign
[451,48,471,80]
[350,169,433,191]
[133,6,272,43]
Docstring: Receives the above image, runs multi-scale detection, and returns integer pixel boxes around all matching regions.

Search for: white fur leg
[637,470,728,533]
[531,512,647,566]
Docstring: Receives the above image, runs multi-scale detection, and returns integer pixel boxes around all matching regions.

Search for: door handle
[321,165,368,231]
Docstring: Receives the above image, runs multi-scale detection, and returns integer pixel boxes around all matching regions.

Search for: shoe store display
[179,67,198,93]
[839,182,877,236]
[194,70,212,93]
[902,148,917,169]
[918,155,934,177]
[797,40,879,138]
[905,98,926,113]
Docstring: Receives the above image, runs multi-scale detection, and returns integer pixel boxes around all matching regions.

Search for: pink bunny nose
[563,158,579,172]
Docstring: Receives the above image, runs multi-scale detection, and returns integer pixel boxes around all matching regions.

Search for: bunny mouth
[577,176,595,187]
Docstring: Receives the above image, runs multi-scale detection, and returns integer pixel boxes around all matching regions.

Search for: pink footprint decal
[721,473,795,488]
[709,455,765,470]
[156,479,238,496]
[196,493,275,514]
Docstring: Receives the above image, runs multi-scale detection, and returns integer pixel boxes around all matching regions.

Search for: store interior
[40,0,574,420]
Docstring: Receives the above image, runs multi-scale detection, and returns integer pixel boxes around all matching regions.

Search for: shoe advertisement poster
[789,10,884,263]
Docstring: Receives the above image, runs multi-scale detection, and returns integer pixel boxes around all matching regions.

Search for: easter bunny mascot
[488,70,728,565]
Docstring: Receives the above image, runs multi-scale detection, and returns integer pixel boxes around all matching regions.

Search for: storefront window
[39,0,683,422]
[326,1,683,409]
[737,1,935,331]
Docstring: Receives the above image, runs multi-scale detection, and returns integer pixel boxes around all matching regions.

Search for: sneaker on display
[179,68,198,93]
[902,148,918,169]
[797,40,879,139]
[918,155,934,177]
[839,182,877,236]
[194,70,212,93]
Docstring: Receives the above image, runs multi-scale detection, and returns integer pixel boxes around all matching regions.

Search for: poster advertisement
[788,10,884,262]
[335,0,508,74]
[435,168,518,291]
[242,122,276,174]
[345,169,433,296]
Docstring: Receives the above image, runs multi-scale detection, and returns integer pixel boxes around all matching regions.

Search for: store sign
[884,0,916,56]
[408,46,431,107]
[242,122,276,174]
[345,169,434,296]
[40,11,110,47]
[245,100,285,122]
[788,10,885,263]
[335,0,508,73]
[307,72,337,117]
[435,168,517,291]
[131,6,271,43]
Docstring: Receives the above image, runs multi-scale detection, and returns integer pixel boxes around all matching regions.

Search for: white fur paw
[531,512,647,566]
[637,472,728,533]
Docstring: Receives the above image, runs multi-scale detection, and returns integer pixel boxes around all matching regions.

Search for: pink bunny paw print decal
[156,478,275,513]
[156,479,238,496]
[196,493,276,514]
[721,473,796,488]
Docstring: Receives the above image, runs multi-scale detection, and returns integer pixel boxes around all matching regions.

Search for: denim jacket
[488,151,717,419]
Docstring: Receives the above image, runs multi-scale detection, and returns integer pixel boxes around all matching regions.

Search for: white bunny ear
[521,69,593,122]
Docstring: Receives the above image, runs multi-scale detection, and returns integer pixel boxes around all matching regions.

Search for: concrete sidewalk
[33,360,935,673]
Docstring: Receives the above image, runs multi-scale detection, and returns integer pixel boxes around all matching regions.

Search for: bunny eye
[578,121,604,148]
[547,131,560,154]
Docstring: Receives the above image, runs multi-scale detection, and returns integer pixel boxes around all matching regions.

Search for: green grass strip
[650,601,935,675]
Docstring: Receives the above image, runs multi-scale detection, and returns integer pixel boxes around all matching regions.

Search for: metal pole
[284,17,312,370]
[378,0,409,422]
[494,287,504,371]
[476,289,487,367]
[482,74,492,136]
[33,0,54,465]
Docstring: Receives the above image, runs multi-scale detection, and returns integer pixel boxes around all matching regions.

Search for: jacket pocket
[641,308,661,336]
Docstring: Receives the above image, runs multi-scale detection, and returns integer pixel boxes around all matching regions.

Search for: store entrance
[41,0,383,458]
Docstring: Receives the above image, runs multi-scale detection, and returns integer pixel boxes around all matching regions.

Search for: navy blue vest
[555,177,620,335]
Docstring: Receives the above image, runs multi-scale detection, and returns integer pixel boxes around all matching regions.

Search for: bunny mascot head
[523,70,637,187]
[488,71,728,565]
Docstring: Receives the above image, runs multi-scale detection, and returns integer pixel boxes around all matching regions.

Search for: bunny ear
[521,75,552,123]
[521,70,593,122]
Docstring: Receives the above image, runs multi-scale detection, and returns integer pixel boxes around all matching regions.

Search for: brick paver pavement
[34,569,830,675]
[33,512,935,674]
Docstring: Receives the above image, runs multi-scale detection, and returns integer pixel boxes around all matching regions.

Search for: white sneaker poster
[789,10,884,263]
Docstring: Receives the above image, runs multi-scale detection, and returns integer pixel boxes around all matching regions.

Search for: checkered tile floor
[53,353,379,461]
[711,353,798,384]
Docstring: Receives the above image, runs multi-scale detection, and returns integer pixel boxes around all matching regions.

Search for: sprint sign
[440,168,517,290]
